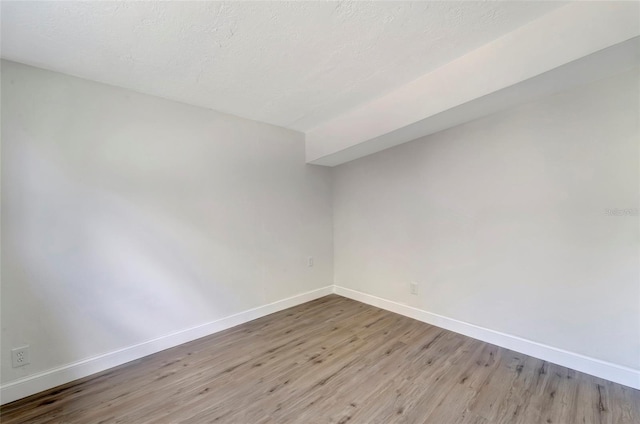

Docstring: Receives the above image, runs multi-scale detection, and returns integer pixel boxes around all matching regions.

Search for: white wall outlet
[11,345,30,368]
[307,256,314,267]
[410,282,419,295]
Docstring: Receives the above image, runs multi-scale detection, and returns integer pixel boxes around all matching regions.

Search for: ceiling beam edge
[305,2,640,166]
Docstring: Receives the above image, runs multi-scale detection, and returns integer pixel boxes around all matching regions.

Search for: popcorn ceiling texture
[0,1,562,131]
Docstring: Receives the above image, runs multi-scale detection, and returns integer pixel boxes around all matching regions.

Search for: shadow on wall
[1,137,254,384]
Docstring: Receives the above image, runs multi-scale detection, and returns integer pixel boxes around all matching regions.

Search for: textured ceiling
[1,1,563,131]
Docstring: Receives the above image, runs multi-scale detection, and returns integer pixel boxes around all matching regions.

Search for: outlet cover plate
[11,345,30,368]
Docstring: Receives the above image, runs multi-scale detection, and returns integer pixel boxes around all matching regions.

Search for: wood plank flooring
[1,295,638,423]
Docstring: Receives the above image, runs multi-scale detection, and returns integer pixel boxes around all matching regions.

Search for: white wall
[0,60,333,385]
[333,68,640,370]
[2,59,638,397]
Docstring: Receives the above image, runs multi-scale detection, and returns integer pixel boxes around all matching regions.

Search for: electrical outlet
[307,256,314,267]
[410,282,419,295]
[12,345,30,368]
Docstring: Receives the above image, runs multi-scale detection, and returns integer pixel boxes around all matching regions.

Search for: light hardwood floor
[1,295,638,423]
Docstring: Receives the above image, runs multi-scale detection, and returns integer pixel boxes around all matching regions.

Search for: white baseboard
[333,285,640,390]
[3,284,637,405]
[0,285,334,405]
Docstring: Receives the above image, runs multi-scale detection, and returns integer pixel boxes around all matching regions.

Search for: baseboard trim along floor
[333,285,640,390]
[2,284,638,405]
[0,285,334,405]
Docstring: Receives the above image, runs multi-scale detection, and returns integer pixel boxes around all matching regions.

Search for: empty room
[1,1,639,423]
